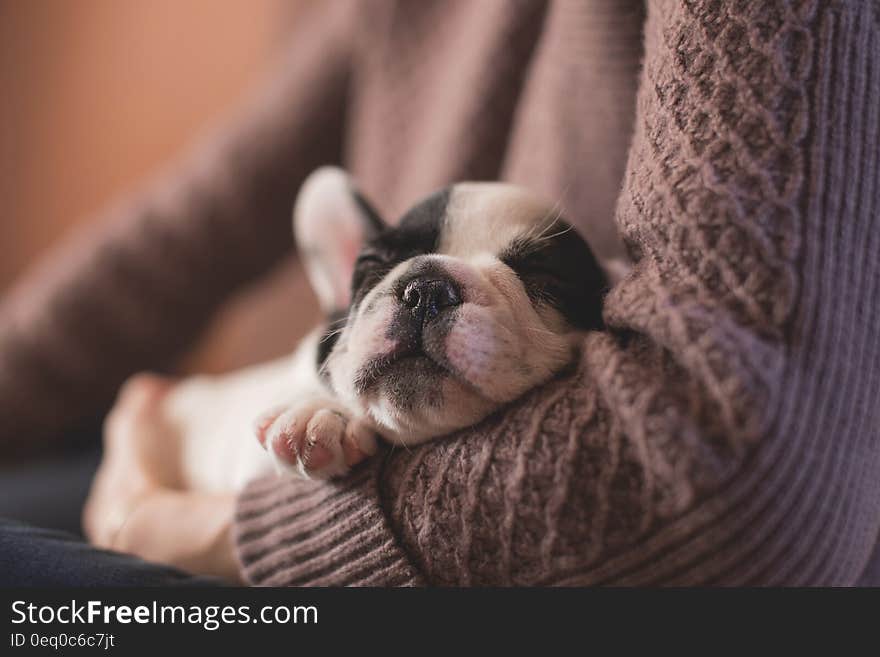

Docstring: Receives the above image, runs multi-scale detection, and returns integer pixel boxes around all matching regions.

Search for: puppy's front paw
[254,401,378,480]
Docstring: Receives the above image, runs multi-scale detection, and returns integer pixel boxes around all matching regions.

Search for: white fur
[294,167,374,313]
[162,331,322,490]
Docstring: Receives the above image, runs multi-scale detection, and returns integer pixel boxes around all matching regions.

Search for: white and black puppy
[159,167,608,491]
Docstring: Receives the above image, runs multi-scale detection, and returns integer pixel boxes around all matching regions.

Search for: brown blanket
[1,0,878,585]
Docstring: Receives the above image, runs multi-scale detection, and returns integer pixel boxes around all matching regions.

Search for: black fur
[349,189,450,308]
[350,188,386,235]
[501,220,607,331]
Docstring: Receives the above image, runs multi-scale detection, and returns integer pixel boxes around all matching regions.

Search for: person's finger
[118,373,175,409]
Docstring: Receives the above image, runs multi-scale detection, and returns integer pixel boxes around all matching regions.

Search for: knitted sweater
[1,0,879,585]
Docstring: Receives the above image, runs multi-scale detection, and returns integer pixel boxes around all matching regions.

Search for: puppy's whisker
[536,224,573,243]
[535,187,568,231]
[319,327,345,342]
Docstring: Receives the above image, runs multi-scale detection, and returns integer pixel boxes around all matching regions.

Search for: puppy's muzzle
[354,266,463,396]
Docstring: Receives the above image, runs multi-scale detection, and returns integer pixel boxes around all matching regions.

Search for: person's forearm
[117,491,242,584]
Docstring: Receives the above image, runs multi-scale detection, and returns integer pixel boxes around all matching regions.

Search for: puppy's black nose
[400,276,461,322]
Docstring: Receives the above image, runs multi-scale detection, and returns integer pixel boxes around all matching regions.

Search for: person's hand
[83,374,242,582]
[83,373,177,548]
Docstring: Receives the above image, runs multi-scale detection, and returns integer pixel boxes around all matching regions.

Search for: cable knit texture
[2,0,879,585]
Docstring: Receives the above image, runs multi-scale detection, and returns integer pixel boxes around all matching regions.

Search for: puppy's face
[295,168,606,444]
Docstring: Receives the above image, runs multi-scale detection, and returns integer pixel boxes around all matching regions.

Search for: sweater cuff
[233,461,424,586]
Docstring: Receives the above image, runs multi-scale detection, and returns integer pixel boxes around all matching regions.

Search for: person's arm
[232,0,880,586]
[0,2,355,457]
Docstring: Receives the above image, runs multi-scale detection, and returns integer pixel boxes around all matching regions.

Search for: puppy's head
[295,167,607,444]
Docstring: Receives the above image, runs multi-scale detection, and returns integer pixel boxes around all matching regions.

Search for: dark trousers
[0,442,222,587]
[1,437,876,587]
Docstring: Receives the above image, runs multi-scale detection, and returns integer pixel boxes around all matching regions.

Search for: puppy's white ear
[294,167,384,314]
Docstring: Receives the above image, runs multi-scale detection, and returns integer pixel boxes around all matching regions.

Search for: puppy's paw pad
[257,403,375,480]
[302,408,347,476]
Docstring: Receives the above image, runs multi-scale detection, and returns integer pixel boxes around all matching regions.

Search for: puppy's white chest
[167,348,316,492]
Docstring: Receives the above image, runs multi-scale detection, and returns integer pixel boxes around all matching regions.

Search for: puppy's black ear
[294,167,385,313]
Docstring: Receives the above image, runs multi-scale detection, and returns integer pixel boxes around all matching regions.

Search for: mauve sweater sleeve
[0,4,354,455]
[234,0,880,586]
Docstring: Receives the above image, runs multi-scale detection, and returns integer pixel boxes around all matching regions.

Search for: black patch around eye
[502,221,608,331]
[391,188,449,253]
[350,252,394,308]
[348,188,451,308]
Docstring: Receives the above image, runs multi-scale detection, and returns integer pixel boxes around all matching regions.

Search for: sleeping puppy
[151,167,608,491]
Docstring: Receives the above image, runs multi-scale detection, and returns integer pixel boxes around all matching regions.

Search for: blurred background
[0,0,320,373]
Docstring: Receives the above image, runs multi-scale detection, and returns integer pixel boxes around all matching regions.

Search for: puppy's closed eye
[501,230,606,331]
[355,251,387,267]
[351,251,393,301]
[502,243,565,301]
[519,267,565,304]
